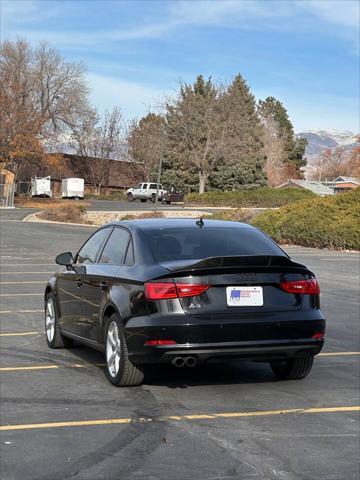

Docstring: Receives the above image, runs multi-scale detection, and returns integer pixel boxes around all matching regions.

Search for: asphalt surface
[0,207,359,480]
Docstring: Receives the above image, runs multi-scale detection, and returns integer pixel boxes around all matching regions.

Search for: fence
[0,183,15,208]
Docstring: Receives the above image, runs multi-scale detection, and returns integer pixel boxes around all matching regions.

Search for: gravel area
[84,210,212,225]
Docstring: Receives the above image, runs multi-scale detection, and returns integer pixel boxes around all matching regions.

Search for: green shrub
[205,209,259,223]
[252,189,360,250]
[185,187,315,208]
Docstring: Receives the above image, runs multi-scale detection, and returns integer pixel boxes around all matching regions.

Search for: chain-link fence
[15,181,32,196]
[0,183,15,208]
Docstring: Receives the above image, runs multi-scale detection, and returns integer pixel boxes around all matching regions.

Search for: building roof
[277,179,334,195]
[334,176,360,185]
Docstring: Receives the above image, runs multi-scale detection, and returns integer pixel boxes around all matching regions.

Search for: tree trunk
[198,172,207,194]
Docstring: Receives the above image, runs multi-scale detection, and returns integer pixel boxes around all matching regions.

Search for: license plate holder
[226,286,263,307]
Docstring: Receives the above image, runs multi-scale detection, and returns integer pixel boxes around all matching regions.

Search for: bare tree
[71,107,124,194]
[33,42,89,137]
[260,116,288,186]
[0,39,90,173]
[310,147,349,181]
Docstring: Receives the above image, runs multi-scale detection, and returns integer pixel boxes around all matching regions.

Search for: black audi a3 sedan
[45,218,326,386]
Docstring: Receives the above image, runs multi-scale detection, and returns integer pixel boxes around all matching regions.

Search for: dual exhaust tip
[171,356,197,368]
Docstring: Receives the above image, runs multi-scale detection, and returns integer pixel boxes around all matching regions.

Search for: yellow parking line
[319,352,360,356]
[0,365,61,372]
[0,351,358,371]
[0,309,43,314]
[0,331,39,337]
[0,281,45,285]
[0,363,105,372]
[0,293,43,297]
[1,405,359,432]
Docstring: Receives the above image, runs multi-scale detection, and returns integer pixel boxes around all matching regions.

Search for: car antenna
[196,216,204,228]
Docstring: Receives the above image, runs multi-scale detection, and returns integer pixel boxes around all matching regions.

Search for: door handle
[100,282,108,291]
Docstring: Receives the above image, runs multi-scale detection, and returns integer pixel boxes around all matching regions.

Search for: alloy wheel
[106,321,121,377]
[45,298,55,342]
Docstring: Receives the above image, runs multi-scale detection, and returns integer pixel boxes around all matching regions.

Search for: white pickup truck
[126,183,167,203]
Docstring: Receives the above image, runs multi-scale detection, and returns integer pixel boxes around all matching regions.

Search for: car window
[142,183,148,189]
[99,227,131,265]
[134,183,142,189]
[149,183,157,189]
[144,227,285,262]
[77,228,111,264]
[124,239,135,265]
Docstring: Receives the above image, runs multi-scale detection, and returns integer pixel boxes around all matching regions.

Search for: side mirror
[56,252,74,266]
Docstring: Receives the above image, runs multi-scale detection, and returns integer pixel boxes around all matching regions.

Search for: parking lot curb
[22,212,94,227]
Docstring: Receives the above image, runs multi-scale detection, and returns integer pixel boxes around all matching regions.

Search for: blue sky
[1,0,359,132]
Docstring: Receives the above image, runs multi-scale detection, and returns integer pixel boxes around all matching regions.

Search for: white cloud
[87,73,170,120]
[3,0,358,47]
[304,0,359,28]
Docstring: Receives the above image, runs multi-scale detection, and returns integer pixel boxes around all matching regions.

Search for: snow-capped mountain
[296,130,358,162]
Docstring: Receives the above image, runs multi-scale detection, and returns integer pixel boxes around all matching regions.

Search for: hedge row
[251,189,360,250]
[185,187,315,207]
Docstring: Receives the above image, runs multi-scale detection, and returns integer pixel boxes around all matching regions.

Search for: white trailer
[62,178,84,199]
[31,176,52,197]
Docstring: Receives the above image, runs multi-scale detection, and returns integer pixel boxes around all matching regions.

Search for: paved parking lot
[0,208,359,480]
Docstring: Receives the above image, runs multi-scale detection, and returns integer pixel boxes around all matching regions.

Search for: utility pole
[154,130,165,214]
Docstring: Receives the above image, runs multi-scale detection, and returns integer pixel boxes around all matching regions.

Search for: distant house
[333,177,360,194]
[276,179,334,196]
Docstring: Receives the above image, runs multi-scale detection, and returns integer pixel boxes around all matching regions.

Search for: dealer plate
[226,286,263,307]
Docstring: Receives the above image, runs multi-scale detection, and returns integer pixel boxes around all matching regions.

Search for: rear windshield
[144,227,284,262]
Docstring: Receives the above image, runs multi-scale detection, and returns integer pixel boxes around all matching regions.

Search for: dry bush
[39,204,89,223]
[120,212,165,220]
[15,196,89,209]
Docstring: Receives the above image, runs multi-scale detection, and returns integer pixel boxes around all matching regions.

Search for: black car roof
[107,218,255,230]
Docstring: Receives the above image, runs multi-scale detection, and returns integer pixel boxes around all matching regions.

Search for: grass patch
[38,205,90,224]
[185,187,315,208]
[84,191,126,201]
[15,196,89,209]
[251,189,360,250]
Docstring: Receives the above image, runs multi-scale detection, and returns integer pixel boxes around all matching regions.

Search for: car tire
[127,193,134,202]
[150,193,156,203]
[45,293,73,349]
[104,313,144,387]
[270,354,314,380]
[140,199,147,203]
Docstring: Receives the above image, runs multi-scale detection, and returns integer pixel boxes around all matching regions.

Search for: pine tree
[163,75,225,193]
[211,74,266,189]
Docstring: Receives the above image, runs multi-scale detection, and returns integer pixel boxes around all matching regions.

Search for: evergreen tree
[211,74,266,189]
[258,96,307,178]
[163,75,225,193]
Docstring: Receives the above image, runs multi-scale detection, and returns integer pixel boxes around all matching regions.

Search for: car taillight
[144,340,177,346]
[280,278,320,295]
[144,281,210,300]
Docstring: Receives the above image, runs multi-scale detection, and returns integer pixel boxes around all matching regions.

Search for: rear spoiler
[167,255,307,272]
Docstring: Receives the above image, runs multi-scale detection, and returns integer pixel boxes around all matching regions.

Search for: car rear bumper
[129,340,324,364]
[125,311,326,365]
